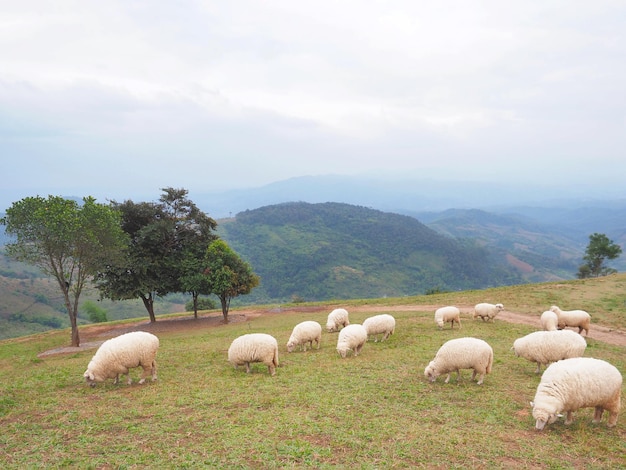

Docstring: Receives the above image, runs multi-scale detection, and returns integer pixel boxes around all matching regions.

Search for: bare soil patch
[38,304,626,357]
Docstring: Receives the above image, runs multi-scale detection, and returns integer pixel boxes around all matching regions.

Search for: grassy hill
[0,275,624,467]
[217,202,523,303]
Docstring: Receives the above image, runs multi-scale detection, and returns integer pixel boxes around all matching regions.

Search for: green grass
[0,277,625,468]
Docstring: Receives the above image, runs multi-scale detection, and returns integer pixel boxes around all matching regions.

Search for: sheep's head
[530,402,559,430]
[424,362,438,382]
[83,370,97,388]
[496,303,504,310]
[286,340,296,353]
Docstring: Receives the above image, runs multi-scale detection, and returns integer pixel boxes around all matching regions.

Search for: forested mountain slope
[217,202,522,303]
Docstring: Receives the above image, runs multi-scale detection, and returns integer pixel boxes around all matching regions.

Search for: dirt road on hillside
[37,304,626,357]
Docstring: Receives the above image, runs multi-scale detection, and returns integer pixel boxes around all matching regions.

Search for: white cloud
[1,0,625,209]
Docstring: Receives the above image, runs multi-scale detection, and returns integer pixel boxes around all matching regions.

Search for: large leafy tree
[95,188,217,322]
[203,239,259,322]
[1,196,127,346]
[577,232,622,278]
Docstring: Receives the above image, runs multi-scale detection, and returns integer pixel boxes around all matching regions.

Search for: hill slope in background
[217,202,523,303]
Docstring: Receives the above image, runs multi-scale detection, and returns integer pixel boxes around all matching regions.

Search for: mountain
[217,202,523,303]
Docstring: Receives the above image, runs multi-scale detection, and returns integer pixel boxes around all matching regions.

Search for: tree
[203,239,259,322]
[95,188,217,322]
[577,233,623,278]
[1,196,127,346]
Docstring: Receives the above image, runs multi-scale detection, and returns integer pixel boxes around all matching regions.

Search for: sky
[2,1,626,210]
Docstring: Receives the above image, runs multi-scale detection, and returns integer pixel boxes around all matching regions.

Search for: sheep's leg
[607,410,618,427]
[315,338,320,349]
[245,362,251,373]
[268,364,276,376]
[535,363,541,374]
[151,360,158,382]
[471,369,477,381]
[444,373,451,383]
[593,406,604,423]
[113,374,120,385]
[564,411,574,425]
[456,370,461,382]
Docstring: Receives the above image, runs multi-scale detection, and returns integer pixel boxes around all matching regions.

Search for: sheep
[83,331,159,387]
[336,324,368,358]
[287,321,322,352]
[549,305,591,336]
[472,303,504,322]
[531,357,622,430]
[540,310,558,331]
[424,337,493,385]
[512,330,587,373]
[362,314,396,342]
[326,308,350,332]
[228,333,279,376]
[434,306,461,329]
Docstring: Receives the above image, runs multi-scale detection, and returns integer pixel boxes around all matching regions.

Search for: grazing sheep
[362,314,396,342]
[434,306,461,329]
[512,330,587,373]
[326,308,350,332]
[228,333,279,376]
[83,331,159,387]
[549,305,591,336]
[473,303,504,322]
[424,337,493,385]
[532,357,622,430]
[287,321,322,352]
[540,310,558,331]
[336,324,368,358]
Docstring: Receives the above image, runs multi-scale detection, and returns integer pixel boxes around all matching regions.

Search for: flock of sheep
[82,303,622,431]
[430,302,621,430]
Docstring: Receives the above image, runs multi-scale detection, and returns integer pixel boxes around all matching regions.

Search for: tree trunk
[59,279,80,347]
[219,295,230,322]
[192,292,199,319]
[140,293,157,323]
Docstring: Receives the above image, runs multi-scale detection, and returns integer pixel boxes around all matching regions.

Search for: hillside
[217,202,523,303]
[1,275,625,468]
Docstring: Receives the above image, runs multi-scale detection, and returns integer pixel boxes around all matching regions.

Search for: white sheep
[424,337,493,385]
[472,303,504,322]
[512,330,587,373]
[83,331,159,387]
[228,333,279,376]
[532,357,622,430]
[326,308,350,332]
[434,306,461,329]
[336,324,368,358]
[540,310,558,331]
[549,305,591,336]
[362,314,396,342]
[286,321,322,352]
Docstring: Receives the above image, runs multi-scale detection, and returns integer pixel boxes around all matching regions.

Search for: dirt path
[37,304,626,357]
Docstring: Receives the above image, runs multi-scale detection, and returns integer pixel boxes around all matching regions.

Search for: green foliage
[1,195,128,346]
[577,233,623,278]
[203,239,260,320]
[81,300,108,323]
[95,188,217,322]
[218,202,523,303]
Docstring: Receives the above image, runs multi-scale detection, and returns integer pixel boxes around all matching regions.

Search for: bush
[185,297,217,312]
[81,300,108,323]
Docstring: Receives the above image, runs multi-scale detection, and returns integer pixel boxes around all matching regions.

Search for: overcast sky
[2,1,625,210]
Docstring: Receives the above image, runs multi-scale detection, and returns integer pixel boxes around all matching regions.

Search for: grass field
[0,276,625,468]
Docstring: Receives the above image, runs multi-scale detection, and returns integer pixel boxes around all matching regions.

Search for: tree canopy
[1,196,127,346]
[95,188,218,322]
[203,239,259,322]
[577,232,623,278]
